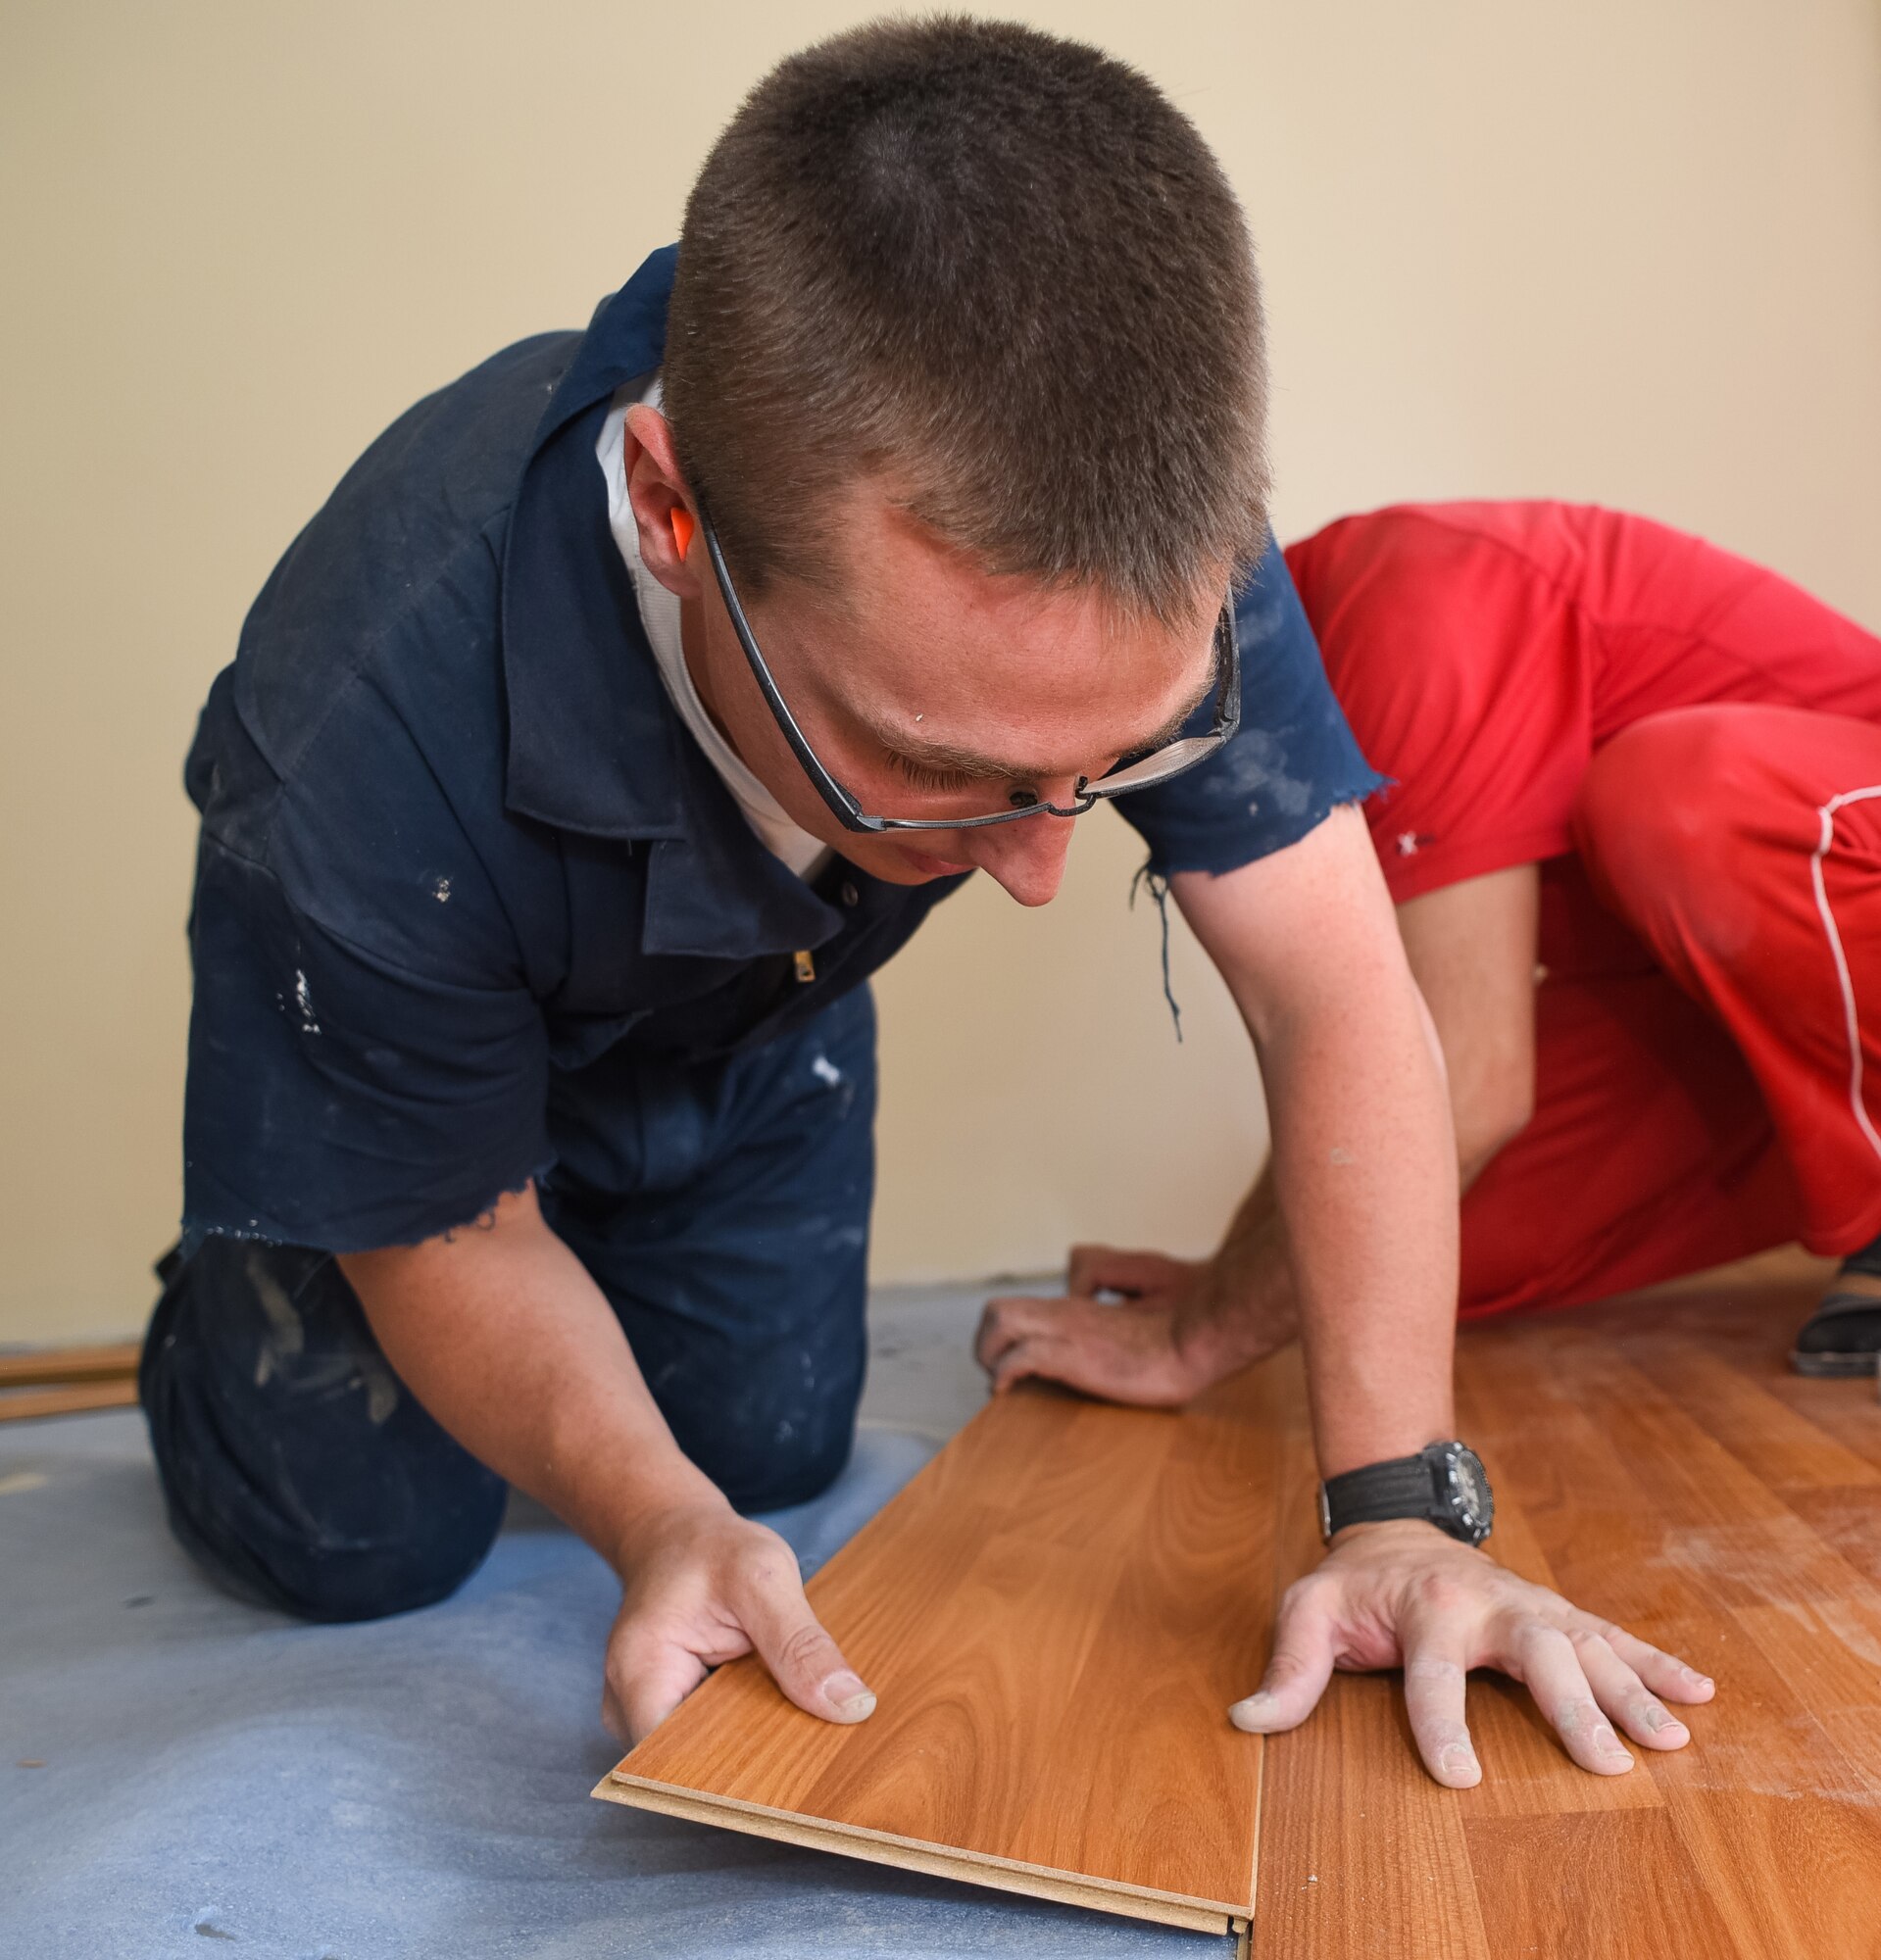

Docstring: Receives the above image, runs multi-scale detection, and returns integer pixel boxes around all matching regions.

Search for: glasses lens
[1087,734,1226,798]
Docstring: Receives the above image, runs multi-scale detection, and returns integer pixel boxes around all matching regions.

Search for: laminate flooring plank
[602,1284,1881,1948]
[1779,1483,1881,1590]
[1455,1332,1752,1654]
[1652,1694,1881,1960]
[592,1782,1236,1935]
[1020,1371,1285,1892]
[605,1368,1277,1922]
[0,1380,139,1423]
[1462,1811,1742,1959]
[0,1343,141,1389]
[1251,1403,1494,1960]
[1435,1392,1665,1818]
[1617,1333,1881,1495]
[1456,1294,1881,1959]
[1257,1291,1881,1956]
[1760,1374,1881,1480]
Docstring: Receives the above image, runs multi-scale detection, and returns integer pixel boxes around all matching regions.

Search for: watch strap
[1319,1451,1437,1534]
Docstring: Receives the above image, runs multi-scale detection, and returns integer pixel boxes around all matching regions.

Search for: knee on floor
[271,1498,510,1623]
[145,1349,509,1624]
[153,1416,510,1623]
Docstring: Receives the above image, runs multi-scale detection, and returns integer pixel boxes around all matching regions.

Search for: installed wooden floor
[599,1283,1881,1956]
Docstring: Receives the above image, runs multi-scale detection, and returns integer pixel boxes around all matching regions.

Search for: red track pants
[1460,704,1881,1316]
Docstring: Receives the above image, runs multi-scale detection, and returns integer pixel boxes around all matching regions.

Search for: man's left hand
[1229,1517,1715,1784]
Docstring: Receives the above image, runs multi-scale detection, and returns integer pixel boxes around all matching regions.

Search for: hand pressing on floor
[603,1494,877,1744]
[977,1247,1232,1405]
[1228,1518,1715,1785]
[975,1217,1298,1407]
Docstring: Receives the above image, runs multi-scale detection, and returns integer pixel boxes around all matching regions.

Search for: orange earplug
[670,506,696,562]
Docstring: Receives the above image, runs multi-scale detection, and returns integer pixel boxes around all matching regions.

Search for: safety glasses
[699,509,1241,835]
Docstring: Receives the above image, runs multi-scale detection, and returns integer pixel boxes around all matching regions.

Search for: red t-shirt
[1285,501,1881,906]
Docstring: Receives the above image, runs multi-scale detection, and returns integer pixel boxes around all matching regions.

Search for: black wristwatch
[1317,1441,1494,1546]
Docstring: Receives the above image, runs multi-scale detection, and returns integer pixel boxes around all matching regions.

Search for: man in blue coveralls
[145,20,1712,1784]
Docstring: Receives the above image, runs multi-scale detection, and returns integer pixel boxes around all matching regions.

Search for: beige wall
[4,1,1878,1339]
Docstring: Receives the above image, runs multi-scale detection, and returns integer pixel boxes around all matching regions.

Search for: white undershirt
[596,376,832,882]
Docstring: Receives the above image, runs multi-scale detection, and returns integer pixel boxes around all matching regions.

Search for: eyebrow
[858,663,1220,783]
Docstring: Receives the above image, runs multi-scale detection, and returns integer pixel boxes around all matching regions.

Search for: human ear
[620,403,705,599]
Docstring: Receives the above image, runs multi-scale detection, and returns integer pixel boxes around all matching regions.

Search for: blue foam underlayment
[4,1285,1229,1959]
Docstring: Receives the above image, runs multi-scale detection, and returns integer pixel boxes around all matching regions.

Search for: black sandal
[1791,1237,1881,1377]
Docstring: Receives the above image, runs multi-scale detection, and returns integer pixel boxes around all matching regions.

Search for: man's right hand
[973,1242,1290,1406]
[341,1188,876,1749]
[604,1495,878,1744]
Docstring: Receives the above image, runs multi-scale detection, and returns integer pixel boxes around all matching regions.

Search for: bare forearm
[1174,810,1460,1480]
[1261,970,1459,1475]
[339,1186,718,1572]
[1177,1170,1297,1368]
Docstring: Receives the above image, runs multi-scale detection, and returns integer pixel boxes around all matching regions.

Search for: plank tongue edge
[593,1769,1250,1930]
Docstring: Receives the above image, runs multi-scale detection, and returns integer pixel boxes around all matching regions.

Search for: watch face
[1441,1445,1494,1540]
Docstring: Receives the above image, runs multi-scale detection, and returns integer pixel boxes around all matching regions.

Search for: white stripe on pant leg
[1810,785,1881,1167]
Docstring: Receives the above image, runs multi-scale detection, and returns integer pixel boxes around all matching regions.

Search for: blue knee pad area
[3,1287,1226,1959]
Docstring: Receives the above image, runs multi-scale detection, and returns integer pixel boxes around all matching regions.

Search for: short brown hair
[662,16,1268,625]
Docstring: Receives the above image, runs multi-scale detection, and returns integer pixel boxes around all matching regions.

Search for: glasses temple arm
[700,514,880,833]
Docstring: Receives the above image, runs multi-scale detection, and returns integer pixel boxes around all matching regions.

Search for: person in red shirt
[979,501,1881,1396]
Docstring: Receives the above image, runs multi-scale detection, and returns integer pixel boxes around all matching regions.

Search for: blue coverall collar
[499,244,847,962]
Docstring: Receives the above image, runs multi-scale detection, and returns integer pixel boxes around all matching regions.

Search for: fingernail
[1593,1724,1633,1763]
[823,1671,876,1719]
[1647,1707,1688,1736]
[1229,1692,1276,1731]
[1683,1667,1713,1689]
[1439,1744,1480,1785]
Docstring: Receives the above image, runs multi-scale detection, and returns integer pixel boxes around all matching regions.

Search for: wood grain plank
[0,1380,138,1422]
[1761,1373,1881,1479]
[1259,1290,1881,1956]
[0,1344,140,1389]
[1780,1484,1881,1590]
[591,1780,1238,1936]
[1619,1336,1881,1495]
[1018,1374,1283,1889]
[595,1284,1881,1949]
[1463,1811,1742,1958]
[1252,1399,1494,1959]
[607,1368,1278,1921]
[1460,1293,1881,1960]
[1446,1360,1661,1816]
